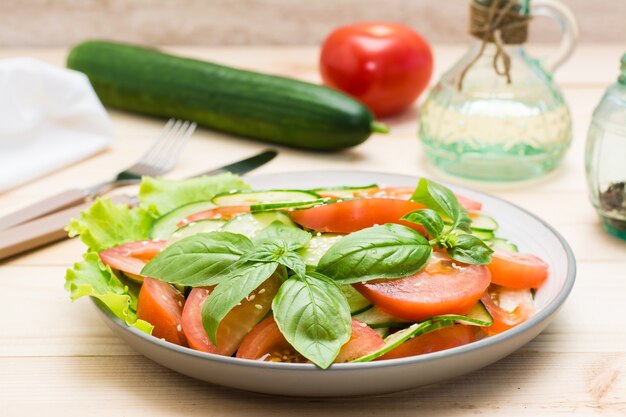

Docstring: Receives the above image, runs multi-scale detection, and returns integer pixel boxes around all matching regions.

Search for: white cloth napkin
[0,58,113,192]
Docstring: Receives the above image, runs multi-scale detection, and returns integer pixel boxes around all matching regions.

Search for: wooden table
[1,45,625,416]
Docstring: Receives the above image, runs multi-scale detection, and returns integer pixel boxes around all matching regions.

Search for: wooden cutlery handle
[0,188,88,231]
[0,195,132,261]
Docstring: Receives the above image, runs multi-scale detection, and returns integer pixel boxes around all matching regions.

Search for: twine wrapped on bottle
[457,0,531,90]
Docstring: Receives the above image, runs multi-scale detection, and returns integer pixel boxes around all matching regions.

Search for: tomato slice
[487,250,549,289]
[99,240,166,279]
[377,325,476,360]
[182,276,281,356]
[177,206,250,227]
[334,319,386,363]
[137,277,187,346]
[480,289,534,335]
[237,317,384,363]
[356,187,483,211]
[354,253,491,321]
[290,198,426,233]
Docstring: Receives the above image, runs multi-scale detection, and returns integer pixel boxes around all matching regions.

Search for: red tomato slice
[356,187,483,211]
[237,317,384,363]
[137,277,187,346]
[99,240,166,279]
[182,276,281,356]
[290,198,426,233]
[487,250,549,289]
[377,325,476,360]
[334,319,386,363]
[354,253,491,321]
[480,291,534,335]
[177,206,250,227]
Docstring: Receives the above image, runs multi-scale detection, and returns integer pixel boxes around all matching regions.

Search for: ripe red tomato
[177,206,250,227]
[320,22,433,117]
[289,198,426,234]
[487,250,549,289]
[353,253,491,321]
[137,277,187,346]
[377,325,476,360]
[99,240,166,280]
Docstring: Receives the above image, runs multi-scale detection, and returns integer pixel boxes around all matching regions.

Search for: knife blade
[0,149,277,261]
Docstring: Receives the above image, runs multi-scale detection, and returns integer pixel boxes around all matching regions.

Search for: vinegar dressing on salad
[65,174,548,368]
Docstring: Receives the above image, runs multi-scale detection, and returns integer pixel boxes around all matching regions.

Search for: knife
[0,150,277,261]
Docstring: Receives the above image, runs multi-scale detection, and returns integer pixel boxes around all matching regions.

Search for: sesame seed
[248,294,256,301]
[258,289,266,294]
[254,304,263,310]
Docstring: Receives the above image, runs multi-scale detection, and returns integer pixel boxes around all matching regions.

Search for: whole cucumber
[67,41,388,150]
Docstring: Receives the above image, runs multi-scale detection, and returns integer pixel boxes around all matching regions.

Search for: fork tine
[139,118,183,167]
[157,121,197,171]
[147,120,193,172]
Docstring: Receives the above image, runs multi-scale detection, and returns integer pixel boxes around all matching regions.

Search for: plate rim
[91,169,577,372]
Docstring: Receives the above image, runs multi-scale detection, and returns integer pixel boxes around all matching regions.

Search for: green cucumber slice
[341,285,372,315]
[311,184,378,198]
[353,320,454,362]
[251,198,327,212]
[471,229,495,241]
[432,301,493,327]
[213,190,321,207]
[221,211,295,238]
[489,237,519,252]
[167,219,226,244]
[353,306,411,328]
[297,233,343,266]
[470,214,498,231]
[149,200,216,240]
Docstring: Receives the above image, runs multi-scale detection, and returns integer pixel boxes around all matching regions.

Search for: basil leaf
[317,224,433,284]
[410,178,471,232]
[401,209,444,238]
[201,261,278,345]
[242,241,307,277]
[253,221,311,251]
[141,232,253,286]
[272,272,352,369]
[447,234,494,265]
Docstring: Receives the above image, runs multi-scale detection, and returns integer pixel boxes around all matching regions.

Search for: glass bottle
[585,54,626,240]
[418,0,578,182]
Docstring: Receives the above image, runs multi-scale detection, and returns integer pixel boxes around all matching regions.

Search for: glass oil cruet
[586,54,626,240]
[418,0,579,182]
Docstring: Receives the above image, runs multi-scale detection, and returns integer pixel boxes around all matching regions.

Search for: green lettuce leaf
[67,198,155,252]
[64,252,153,334]
[139,173,249,215]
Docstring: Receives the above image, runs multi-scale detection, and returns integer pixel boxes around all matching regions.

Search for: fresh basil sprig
[410,178,472,232]
[272,272,352,369]
[317,224,432,284]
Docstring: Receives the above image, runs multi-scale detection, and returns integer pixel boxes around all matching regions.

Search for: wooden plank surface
[0,45,625,416]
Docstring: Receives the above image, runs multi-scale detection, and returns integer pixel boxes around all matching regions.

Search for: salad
[65,174,549,368]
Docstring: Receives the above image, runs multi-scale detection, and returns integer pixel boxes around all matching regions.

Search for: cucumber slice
[149,200,216,240]
[251,198,327,212]
[374,327,391,338]
[341,285,372,315]
[353,306,410,328]
[470,214,498,231]
[312,184,378,198]
[297,233,343,266]
[213,190,321,207]
[353,320,454,362]
[472,229,495,241]
[221,211,295,238]
[489,237,519,252]
[167,219,226,244]
[432,301,493,327]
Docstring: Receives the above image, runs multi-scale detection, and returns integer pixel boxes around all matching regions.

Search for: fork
[0,118,196,231]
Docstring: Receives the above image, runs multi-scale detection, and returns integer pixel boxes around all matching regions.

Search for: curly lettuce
[138,173,249,215]
[65,252,153,334]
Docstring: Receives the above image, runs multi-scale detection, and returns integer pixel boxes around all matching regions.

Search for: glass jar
[418,0,578,182]
[585,54,626,240]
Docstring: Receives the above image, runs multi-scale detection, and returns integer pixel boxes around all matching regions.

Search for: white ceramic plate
[92,170,576,397]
